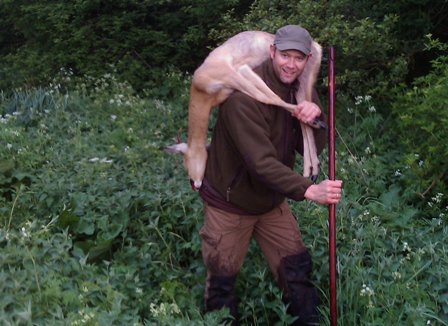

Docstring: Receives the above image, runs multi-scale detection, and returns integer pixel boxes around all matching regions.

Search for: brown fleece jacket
[200,58,327,215]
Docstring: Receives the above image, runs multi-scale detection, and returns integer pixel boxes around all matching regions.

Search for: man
[198,25,343,325]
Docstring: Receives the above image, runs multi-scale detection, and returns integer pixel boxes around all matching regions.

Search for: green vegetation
[1,69,447,324]
[0,0,447,324]
[0,0,251,91]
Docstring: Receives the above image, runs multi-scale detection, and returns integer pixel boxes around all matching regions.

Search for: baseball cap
[274,25,312,55]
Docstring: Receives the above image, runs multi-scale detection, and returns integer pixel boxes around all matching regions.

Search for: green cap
[274,25,312,55]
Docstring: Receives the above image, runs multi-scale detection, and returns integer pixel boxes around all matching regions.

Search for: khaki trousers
[200,200,307,281]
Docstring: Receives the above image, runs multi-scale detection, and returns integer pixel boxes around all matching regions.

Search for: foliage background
[1,0,447,325]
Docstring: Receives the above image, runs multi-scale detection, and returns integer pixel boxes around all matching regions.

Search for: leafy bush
[391,36,448,207]
[0,0,251,91]
[210,0,448,108]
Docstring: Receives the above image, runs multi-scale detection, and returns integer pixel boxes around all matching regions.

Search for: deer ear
[162,143,188,154]
[269,44,276,59]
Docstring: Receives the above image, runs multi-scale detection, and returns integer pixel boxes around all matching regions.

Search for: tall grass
[0,75,446,325]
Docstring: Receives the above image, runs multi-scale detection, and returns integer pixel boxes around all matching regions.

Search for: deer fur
[165,31,322,189]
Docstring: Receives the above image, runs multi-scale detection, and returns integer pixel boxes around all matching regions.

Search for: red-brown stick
[328,46,337,326]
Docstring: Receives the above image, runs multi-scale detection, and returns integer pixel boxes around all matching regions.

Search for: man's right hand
[304,179,343,205]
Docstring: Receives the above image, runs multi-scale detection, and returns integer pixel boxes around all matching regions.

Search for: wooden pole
[328,46,338,326]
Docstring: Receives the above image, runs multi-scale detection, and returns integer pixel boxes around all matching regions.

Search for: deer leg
[235,65,297,113]
[302,124,319,181]
[296,42,323,179]
[185,84,216,189]
[236,64,322,179]
[301,122,312,178]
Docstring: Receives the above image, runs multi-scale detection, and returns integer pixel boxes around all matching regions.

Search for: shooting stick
[328,46,337,326]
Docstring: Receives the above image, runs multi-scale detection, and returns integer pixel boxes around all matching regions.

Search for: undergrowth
[0,74,446,325]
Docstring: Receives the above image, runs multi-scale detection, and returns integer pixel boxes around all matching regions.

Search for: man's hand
[304,179,343,205]
[292,101,321,125]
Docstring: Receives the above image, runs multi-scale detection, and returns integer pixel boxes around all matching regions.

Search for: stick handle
[328,46,338,326]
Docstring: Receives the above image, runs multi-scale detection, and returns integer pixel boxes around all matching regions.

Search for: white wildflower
[110,114,117,121]
[431,193,443,203]
[360,284,374,297]
[21,227,30,238]
[394,169,402,177]
[402,241,410,252]
[392,271,402,280]
[368,106,376,113]
[149,302,181,317]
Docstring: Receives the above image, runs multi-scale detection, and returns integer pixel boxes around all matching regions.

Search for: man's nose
[286,57,295,68]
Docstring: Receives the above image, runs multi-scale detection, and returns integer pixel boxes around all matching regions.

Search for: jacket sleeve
[220,92,313,201]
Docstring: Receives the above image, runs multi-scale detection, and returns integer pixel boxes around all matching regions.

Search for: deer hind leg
[234,65,296,112]
[301,122,312,178]
[296,42,322,179]
[301,123,319,180]
[299,117,320,181]
[238,63,321,180]
[237,64,321,179]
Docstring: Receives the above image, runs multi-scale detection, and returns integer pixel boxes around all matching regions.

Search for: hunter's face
[270,46,309,85]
